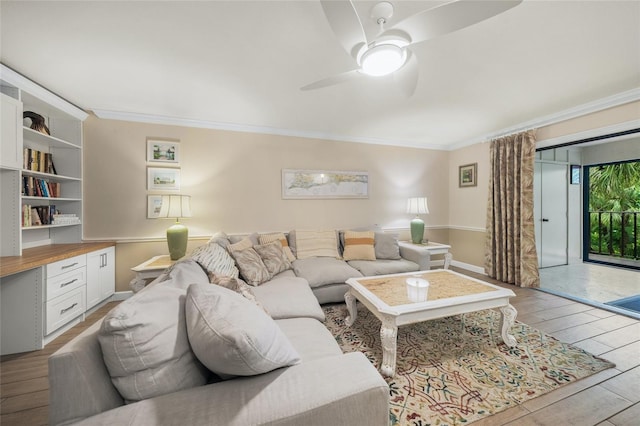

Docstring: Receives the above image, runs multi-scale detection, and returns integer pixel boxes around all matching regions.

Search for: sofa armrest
[399,244,431,270]
[73,352,389,426]
[49,320,124,426]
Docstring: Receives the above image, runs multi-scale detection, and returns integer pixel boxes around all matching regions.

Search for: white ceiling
[1,1,639,150]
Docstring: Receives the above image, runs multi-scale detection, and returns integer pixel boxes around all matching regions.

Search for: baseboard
[451,260,486,275]
[112,291,134,301]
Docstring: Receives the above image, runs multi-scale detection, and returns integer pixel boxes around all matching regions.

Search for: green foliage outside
[589,161,640,259]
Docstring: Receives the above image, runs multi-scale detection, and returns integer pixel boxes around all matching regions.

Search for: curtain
[485,130,540,288]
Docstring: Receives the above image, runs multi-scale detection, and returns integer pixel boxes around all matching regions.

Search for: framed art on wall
[147,167,180,191]
[147,139,180,163]
[282,169,369,199]
[147,195,163,218]
[459,163,477,187]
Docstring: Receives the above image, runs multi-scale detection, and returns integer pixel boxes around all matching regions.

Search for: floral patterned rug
[323,304,615,426]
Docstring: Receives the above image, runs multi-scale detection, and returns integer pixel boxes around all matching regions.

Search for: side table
[398,241,452,270]
[129,255,176,292]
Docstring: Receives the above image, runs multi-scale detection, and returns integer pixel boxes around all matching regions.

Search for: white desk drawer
[46,287,85,335]
[47,268,86,301]
[47,255,86,279]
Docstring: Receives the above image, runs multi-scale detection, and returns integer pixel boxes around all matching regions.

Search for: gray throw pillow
[98,285,208,403]
[228,239,272,286]
[185,284,300,378]
[375,232,401,260]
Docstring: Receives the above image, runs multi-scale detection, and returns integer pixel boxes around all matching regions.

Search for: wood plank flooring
[1,270,639,425]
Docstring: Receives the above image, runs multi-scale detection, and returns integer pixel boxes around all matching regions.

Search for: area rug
[323,304,615,426]
[606,294,640,314]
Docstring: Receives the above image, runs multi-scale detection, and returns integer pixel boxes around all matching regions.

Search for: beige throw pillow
[185,284,300,379]
[259,232,296,262]
[342,230,376,261]
[190,242,239,278]
[254,242,291,276]
[295,229,340,259]
[228,238,271,286]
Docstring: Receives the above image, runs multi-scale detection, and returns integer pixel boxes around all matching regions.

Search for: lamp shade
[158,195,192,260]
[406,197,429,215]
[158,195,192,219]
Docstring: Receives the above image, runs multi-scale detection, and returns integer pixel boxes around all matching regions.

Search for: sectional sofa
[49,229,430,425]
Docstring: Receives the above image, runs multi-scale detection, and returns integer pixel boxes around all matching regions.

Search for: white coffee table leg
[499,304,518,347]
[344,291,357,327]
[380,316,398,377]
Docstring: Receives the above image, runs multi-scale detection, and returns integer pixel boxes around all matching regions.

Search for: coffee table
[344,270,517,377]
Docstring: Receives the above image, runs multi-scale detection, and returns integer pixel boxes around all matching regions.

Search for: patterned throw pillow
[208,272,268,314]
[228,238,271,286]
[295,229,340,259]
[190,242,239,278]
[259,232,296,262]
[254,242,291,276]
[342,230,376,261]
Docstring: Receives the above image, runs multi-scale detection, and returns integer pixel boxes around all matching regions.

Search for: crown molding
[449,87,640,151]
[0,64,89,121]
[91,109,447,151]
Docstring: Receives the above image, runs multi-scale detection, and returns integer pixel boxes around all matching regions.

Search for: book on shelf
[22,148,57,174]
[22,176,61,198]
[22,205,61,226]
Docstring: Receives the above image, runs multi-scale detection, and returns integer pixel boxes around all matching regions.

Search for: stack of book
[23,148,57,174]
[52,213,81,226]
[22,176,61,197]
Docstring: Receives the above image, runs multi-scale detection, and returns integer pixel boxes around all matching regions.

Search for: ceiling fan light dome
[360,44,406,76]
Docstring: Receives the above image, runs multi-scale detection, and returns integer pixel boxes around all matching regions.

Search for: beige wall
[82,116,449,291]
[447,101,639,270]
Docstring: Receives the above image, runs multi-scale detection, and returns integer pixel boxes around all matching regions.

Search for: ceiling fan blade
[394,50,419,97]
[320,0,368,59]
[300,69,361,91]
[383,0,522,46]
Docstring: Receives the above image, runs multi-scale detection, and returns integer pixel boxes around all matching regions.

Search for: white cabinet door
[100,247,115,300]
[0,93,23,170]
[86,247,115,309]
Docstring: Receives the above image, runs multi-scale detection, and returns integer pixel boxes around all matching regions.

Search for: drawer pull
[61,262,79,270]
[60,279,78,288]
[60,303,78,314]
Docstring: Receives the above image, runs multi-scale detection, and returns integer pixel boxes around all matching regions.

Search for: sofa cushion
[98,285,208,403]
[259,232,296,262]
[190,242,239,278]
[294,229,340,259]
[342,230,376,261]
[185,284,300,378]
[347,258,420,276]
[254,242,292,276]
[374,232,402,260]
[292,257,362,288]
[228,238,271,286]
[250,275,325,321]
[276,318,342,361]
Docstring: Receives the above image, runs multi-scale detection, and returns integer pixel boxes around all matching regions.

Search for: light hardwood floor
[1,270,638,426]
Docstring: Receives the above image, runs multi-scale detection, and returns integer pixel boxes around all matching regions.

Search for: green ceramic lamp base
[410,217,425,244]
[167,221,188,260]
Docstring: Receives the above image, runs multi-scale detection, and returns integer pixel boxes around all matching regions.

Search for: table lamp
[407,197,429,244]
[159,194,192,260]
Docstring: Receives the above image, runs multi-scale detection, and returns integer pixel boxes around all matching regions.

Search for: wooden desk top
[0,242,115,278]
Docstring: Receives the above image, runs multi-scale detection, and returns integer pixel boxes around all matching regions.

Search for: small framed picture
[459,163,477,187]
[147,139,179,163]
[147,167,180,191]
[147,195,164,218]
[570,164,581,185]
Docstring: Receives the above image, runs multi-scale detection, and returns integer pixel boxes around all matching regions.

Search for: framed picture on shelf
[147,139,180,163]
[147,195,164,218]
[459,163,477,187]
[147,167,180,191]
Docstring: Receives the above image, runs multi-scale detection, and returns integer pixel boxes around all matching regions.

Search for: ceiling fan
[301,0,523,97]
